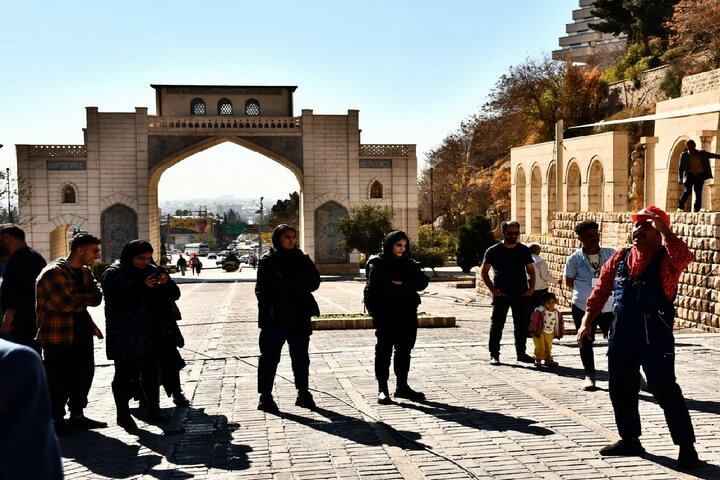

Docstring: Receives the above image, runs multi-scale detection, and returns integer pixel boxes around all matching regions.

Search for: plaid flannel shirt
[36,259,103,346]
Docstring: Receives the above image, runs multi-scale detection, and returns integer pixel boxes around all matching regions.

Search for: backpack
[363,258,378,315]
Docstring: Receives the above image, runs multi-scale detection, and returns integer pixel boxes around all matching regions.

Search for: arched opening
[49,225,72,259]
[218,98,233,115]
[530,166,542,234]
[245,99,260,116]
[547,163,557,230]
[153,139,301,260]
[667,140,689,211]
[588,158,604,211]
[62,184,77,203]
[515,166,526,226]
[101,204,138,262]
[567,162,581,211]
[369,180,383,199]
[191,98,206,116]
[314,201,349,264]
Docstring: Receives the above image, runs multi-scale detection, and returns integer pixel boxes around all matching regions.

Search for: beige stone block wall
[682,69,720,97]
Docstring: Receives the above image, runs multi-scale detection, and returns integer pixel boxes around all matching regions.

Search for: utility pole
[256,197,264,255]
[6,166,13,223]
[430,167,434,238]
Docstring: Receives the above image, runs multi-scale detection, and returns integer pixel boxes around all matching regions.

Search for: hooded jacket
[364,231,429,320]
[255,225,321,333]
[102,240,178,360]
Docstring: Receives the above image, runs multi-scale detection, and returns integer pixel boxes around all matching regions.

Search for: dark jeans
[488,295,530,359]
[571,305,613,377]
[678,174,705,212]
[43,340,95,421]
[257,327,310,395]
[112,354,160,415]
[374,318,418,389]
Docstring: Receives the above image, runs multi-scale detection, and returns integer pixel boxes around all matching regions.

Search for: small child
[529,291,565,367]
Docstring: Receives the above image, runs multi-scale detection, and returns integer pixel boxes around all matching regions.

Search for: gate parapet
[147,115,301,134]
[28,145,87,158]
[360,144,410,156]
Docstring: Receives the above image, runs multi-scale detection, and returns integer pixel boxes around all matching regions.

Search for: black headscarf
[271,224,299,252]
[119,240,154,272]
[382,230,411,259]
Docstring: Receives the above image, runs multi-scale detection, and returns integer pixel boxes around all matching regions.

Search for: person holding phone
[101,240,169,430]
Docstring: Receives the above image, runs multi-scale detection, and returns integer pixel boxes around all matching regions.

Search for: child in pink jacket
[529,291,564,367]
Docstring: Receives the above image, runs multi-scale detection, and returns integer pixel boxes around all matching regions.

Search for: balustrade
[147,115,301,132]
[359,144,410,156]
[28,145,87,158]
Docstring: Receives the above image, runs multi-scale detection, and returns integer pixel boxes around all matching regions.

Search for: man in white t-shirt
[564,221,615,391]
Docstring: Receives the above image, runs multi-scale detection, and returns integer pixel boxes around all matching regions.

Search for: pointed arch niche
[530,166,542,234]
[588,158,604,211]
[515,166,527,225]
[567,161,581,212]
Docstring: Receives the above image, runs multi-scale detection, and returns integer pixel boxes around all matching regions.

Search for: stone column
[640,136,659,207]
[700,130,717,211]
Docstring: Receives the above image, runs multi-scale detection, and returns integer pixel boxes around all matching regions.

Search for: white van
[184,243,210,256]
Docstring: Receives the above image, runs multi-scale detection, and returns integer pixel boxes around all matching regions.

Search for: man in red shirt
[577,206,699,469]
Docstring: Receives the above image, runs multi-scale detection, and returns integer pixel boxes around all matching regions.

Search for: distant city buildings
[552,0,626,65]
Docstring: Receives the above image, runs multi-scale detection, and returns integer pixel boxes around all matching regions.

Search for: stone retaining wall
[607,65,670,109]
[476,211,720,331]
[681,68,720,97]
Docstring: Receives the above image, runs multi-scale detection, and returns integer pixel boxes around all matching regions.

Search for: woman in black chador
[102,240,173,430]
[365,230,429,405]
[255,224,321,413]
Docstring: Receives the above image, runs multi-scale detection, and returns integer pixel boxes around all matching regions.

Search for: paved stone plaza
[57,276,720,479]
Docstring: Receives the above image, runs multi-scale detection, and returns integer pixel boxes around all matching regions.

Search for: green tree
[591,0,679,56]
[412,225,454,276]
[336,204,393,261]
[268,191,300,228]
[456,216,496,273]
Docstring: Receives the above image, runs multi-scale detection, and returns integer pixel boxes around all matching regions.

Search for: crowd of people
[0,201,703,474]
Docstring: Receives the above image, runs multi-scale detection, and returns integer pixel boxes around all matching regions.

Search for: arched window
[191,98,206,115]
[370,180,383,198]
[245,99,260,116]
[218,98,233,115]
[62,185,76,203]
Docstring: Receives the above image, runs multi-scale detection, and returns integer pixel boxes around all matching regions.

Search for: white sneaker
[583,376,597,391]
[489,356,500,366]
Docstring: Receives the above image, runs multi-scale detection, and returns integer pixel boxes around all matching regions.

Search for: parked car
[239,255,250,265]
[207,252,217,260]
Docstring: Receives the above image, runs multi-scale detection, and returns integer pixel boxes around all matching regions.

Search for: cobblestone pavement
[57,277,720,479]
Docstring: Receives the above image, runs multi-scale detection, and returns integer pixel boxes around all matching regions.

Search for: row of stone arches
[516,158,605,234]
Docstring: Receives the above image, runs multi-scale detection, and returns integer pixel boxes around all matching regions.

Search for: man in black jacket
[678,139,719,212]
[0,224,47,352]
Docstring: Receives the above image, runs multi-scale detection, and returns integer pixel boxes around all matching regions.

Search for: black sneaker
[599,439,645,457]
[394,386,426,401]
[377,391,392,405]
[257,394,279,413]
[68,415,108,429]
[295,391,316,409]
[172,392,190,407]
[516,353,535,363]
[677,444,700,469]
[117,414,138,431]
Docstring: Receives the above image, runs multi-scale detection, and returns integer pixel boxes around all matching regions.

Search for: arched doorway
[530,166,542,234]
[588,158,604,211]
[101,204,138,262]
[314,201,349,264]
[515,166,526,226]
[567,161,581,211]
[667,140,688,211]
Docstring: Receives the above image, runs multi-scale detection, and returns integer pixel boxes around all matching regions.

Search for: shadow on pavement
[397,398,554,436]
[280,406,426,450]
[137,407,251,473]
[643,452,720,479]
[61,430,166,479]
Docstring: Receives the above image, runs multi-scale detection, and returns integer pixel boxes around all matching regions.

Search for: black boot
[678,444,700,469]
[257,393,279,413]
[599,438,645,456]
[295,390,316,409]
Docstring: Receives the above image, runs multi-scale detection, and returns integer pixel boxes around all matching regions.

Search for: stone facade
[16,85,418,273]
[681,68,720,97]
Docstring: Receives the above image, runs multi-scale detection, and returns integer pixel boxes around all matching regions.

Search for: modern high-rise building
[552,0,626,64]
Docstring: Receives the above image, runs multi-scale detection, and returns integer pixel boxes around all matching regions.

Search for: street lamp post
[256,197,264,255]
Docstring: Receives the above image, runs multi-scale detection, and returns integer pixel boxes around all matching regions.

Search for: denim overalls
[608,248,695,445]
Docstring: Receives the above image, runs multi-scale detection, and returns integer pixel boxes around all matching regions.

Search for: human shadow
[396,398,553,436]
[60,430,169,479]
[499,361,607,382]
[136,406,252,472]
[280,406,426,450]
[643,452,720,478]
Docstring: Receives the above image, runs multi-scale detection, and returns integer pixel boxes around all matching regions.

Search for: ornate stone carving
[101,204,138,262]
[314,201,349,264]
[29,145,86,158]
[628,148,645,211]
[360,144,409,156]
[359,159,392,168]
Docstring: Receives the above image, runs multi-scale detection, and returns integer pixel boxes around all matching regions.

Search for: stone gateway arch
[16,85,418,274]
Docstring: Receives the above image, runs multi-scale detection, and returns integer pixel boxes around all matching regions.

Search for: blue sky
[1,0,577,200]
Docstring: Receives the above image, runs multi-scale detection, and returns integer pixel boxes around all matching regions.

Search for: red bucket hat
[631,205,670,228]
